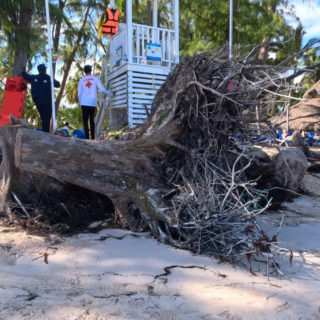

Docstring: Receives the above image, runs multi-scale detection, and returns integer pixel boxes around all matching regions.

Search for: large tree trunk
[1,125,173,233]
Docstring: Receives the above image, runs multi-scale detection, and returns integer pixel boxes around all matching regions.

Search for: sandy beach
[0,195,320,320]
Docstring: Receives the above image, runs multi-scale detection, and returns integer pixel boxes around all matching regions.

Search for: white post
[229,0,233,61]
[126,0,133,64]
[174,0,179,64]
[45,0,56,132]
[153,0,158,28]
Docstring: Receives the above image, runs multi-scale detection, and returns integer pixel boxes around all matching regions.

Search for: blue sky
[289,0,320,45]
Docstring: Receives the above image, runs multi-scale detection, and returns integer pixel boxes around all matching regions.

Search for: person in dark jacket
[22,64,60,132]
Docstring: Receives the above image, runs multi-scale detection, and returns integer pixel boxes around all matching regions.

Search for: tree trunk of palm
[12,5,34,76]
[257,38,269,65]
[52,0,66,77]
[256,3,276,65]
[54,5,90,112]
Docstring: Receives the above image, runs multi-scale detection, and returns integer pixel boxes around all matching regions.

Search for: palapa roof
[271,80,320,132]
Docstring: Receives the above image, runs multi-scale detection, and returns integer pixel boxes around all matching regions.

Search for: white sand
[0,195,320,320]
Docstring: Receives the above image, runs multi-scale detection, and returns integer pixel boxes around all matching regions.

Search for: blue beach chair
[73,129,85,139]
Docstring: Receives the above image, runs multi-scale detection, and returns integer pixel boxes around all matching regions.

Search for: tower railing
[109,23,176,72]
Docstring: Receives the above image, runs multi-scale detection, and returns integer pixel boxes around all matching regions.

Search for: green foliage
[300,47,320,89]
[272,24,305,65]
[22,93,41,128]
[65,71,81,105]
[179,0,300,61]
[57,105,83,130]
[106,125,130,139]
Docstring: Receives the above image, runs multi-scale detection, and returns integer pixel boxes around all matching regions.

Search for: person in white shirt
[77,65,113,139]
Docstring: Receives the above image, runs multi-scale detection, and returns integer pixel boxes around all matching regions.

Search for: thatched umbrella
[272,81,320,132]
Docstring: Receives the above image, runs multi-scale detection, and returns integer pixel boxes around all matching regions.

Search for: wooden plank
[131,119,146,124]
[112,90,127,97]
[131,109,150,114]
[132,79,165,86]
[132,76,166,83]
[132,78,164,86]
[110,77,127,88]
[131,98,155,104]
[113,88,127,97]
[108,65,129,80]
[112,102,127,108]
[111,82,127,92]
[131,83,161,90]
[112,98,127,104]
[132,72,167,80]
[131,103,152,108]
[126,63,171,75]
[132,114,148,119]
[110,78,127,88]
[113,83,128,92]
[162,30,166,60]
[141,29,145,60]
[110,70,127,80]
[132,94,155,100]
[168,31,172,64]
[132,76,165,83]
[131,104,151,109]
[111,95,127,104]
[129,88,158,94]
[112,102,127,109]
[131,105,152,109]
[136,26,140,60]
[132,22,173,33]
[111,93,127,102]
[131,98,154,105]
[147,26,150,43]
[110,73,127,84]
[111,104,128,109]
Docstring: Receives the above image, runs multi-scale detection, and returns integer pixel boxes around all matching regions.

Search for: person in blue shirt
[22,64,60,132]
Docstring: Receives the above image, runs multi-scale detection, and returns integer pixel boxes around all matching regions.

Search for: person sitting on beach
[313,131,320,140]
[281,128,292,140]
[300,130,307,138]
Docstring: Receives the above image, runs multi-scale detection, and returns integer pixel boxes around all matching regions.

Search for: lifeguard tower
[96,0,179,132]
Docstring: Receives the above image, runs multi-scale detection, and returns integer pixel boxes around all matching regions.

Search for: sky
[289,0,320,45]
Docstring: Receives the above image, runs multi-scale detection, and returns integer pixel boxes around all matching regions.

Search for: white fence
[110,23,176,71]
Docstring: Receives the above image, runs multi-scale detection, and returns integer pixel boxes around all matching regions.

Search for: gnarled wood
[2,126,174,231]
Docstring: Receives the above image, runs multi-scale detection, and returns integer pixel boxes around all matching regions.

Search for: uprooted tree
[0,45,318,266]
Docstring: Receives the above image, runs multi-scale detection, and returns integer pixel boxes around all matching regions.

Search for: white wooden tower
[96,0,179,131]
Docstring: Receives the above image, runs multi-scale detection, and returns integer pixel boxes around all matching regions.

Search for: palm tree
[0,0,37,75]
[0,0,68,76]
